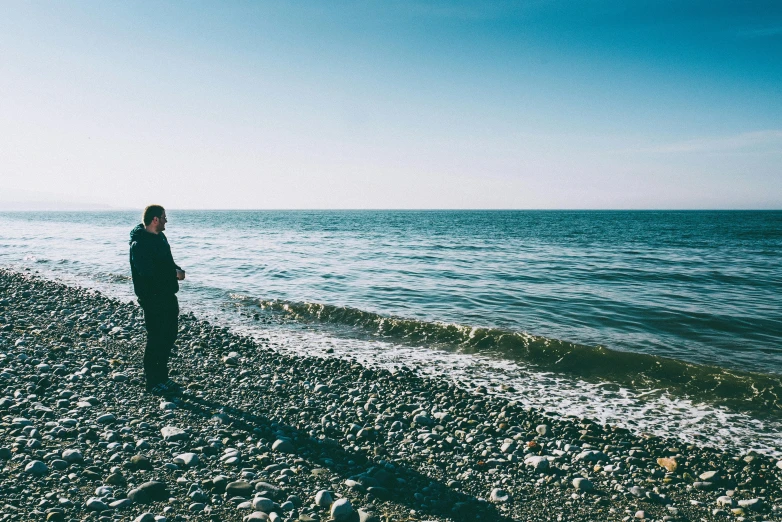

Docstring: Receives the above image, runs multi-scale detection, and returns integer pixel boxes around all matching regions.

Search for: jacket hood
[130,224,157,244]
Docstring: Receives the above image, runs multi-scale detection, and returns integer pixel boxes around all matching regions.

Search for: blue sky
[1,1,780,209]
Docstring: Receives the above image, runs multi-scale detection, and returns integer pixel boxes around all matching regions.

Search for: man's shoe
[147,383,168,396]
[162,379,182,395]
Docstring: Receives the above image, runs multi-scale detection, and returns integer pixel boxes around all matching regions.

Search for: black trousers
[140,294,179,387]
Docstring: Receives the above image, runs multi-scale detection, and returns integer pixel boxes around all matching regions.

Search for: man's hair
[142,205,165,226]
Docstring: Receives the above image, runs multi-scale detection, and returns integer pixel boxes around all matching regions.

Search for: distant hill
[0,200,120,211]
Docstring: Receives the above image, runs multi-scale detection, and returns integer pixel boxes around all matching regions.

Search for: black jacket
[129,224,181,300]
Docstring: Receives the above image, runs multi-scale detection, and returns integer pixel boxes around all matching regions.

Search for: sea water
[1,210,780,454]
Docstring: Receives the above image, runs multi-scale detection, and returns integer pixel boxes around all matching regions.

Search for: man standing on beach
[129,205,185,395]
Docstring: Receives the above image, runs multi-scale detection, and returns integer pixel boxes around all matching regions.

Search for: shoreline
[1,268,781,521]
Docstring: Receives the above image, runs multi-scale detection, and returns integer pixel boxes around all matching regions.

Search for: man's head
[143,205,167,234]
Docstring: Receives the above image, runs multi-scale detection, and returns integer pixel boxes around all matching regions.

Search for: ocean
[1,210,781,454]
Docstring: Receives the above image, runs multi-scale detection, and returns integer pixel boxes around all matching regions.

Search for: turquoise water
[1,210,781,417]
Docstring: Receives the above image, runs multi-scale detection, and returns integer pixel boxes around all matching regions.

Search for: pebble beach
[2,268,782,522]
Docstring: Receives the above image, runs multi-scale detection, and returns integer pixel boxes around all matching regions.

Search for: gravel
[1,267,782,521]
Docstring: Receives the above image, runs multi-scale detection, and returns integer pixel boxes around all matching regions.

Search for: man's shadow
[170,392,517,522]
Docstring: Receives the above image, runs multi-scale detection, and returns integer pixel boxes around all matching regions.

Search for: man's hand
[176,269,186,281]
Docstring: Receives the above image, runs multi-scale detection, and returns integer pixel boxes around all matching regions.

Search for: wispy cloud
[636,130,782,154]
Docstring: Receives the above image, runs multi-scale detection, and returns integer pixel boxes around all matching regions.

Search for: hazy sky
[1,1,780,209]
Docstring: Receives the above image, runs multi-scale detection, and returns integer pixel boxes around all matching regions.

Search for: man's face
[155,212,167,232]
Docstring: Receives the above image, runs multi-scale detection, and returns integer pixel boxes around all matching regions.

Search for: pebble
[226,480,254,498]
[572,477,594,492]
[85,497,109,511]
[271,438,294,453]
[173,452,199,468]
[244,512,270,522]
[524,455,549,471]
[96,413,116,423]
[315,490,333,507]
[252,497,275,512]
[160,426,188,441]
[489,488,510,503]
[61,448,83,463]
[24,460,48,475]
[331,498,355,520]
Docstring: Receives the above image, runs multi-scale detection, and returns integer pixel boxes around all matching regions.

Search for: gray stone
[738,498,763,510]
[94,486,113,497]
[173,452,199,468]
[25,460,48,475]
[110,499,132,509]
[61,448,83,463]
[536,424,550,436]
[226,480,253,498]
[244,512,270,522]
[314,490,333,507]
[331,498,355,520]
[358,509,381,522]
[699,470,720,481]
[412,413,433,426]
[133,514,156,522]
[575,450,608,462]
[271,439,294,453]
[524,455,549,471]
[573,477,594,492]
[96,413,116,424]
[161,426,188,441]
[252,497,275,512]
[139,481,168,499]
[85,497,109,511]
[716,496,735,507]
[489,488,510,503]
